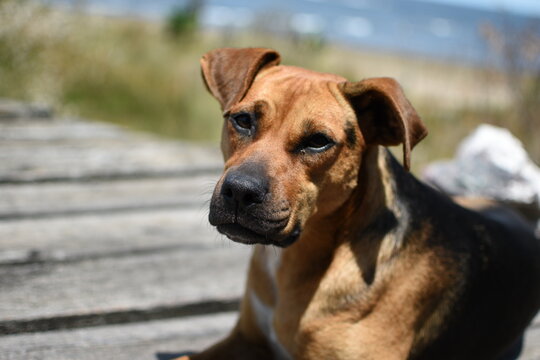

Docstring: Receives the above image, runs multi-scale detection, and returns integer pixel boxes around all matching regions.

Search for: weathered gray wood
[0,99,53,120]
[0,311,236,360]
[0,118,128,141]
[0,314,537,360]
[0,243,250,325]
[522,324,540,360]
[0,175,217,220]
[0,313,540,360]
[0,208,225,265]
[0,119,222,183]
[0,141,221,183]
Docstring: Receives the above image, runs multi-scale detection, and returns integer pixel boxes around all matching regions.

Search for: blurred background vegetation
[0,0,538,171]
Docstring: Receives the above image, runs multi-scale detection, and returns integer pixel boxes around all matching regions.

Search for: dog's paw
[155,352,194,360]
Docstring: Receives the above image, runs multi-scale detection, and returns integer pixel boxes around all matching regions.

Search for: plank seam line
[0,299,240,336]
[0,242,213,267]
[0,201,208,222]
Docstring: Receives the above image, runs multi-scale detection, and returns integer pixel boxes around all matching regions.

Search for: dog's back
[388,155,540,359]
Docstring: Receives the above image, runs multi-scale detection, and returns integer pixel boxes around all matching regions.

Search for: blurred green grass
[0,0,538,171]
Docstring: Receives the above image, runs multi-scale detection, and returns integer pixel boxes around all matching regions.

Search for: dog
[178,47,540,360]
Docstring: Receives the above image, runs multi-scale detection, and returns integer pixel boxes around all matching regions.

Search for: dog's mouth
[216,223,301,247]
[208,166,301,247]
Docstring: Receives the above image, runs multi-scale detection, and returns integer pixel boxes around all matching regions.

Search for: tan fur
[180,50,432,360]
[175,48,538,360]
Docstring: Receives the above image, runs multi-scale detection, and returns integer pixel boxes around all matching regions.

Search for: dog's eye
[304,133,334,152]
[231,113,253,133]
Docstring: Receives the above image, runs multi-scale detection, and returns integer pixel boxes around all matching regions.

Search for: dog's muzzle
[209,164,299,247]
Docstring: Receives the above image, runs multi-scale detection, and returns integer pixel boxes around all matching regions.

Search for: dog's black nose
[221,171,268,209]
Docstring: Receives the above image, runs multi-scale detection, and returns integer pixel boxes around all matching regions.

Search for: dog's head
[201,47,427,247]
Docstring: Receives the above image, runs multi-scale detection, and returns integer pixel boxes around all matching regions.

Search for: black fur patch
[345,121,357,147]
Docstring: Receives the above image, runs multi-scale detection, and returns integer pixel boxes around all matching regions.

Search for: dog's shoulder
[384,153,540,359]
[388,151,536,250]
[386,150,539,288]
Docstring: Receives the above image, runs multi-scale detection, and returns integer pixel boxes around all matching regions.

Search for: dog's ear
[200,47,281,110]
[339,77,427,171]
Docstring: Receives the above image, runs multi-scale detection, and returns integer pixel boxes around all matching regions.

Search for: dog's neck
[272,147,411,352]
[282,146,407,272]
[344,146,398,233]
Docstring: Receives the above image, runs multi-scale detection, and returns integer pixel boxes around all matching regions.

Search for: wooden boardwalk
[0,101,538,359]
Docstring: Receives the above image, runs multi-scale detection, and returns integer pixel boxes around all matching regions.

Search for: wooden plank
[522,324,540,360]
[0,175,218,220]
[0,140,221,183]
[0,119,222,183]
[0,243,250,326]
[0,208,224,265]
[0,312,236,360]
[0,118,129,141]
[0,99,52,120]
[0,315,537,360]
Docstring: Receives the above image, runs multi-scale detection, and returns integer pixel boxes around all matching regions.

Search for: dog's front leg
[176,255,276,360]
[176,326,273,360]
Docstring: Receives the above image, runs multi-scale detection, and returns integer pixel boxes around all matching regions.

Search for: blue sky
[418,0,540,17]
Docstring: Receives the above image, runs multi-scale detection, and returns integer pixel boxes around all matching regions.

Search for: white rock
[423,124,540,234]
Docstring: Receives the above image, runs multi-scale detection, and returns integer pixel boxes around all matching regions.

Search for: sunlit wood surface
[0,103,537,360]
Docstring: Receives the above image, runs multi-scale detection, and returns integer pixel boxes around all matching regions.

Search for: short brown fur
[176,48,540,360]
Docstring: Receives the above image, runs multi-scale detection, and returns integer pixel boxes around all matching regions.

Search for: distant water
[43,0,540,64]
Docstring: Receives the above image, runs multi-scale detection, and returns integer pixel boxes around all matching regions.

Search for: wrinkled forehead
[236,66,349,126]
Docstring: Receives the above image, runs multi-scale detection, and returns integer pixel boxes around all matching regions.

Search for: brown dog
[179,47,540,360]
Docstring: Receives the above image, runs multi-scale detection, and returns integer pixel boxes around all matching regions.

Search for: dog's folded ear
[339,78,428,171]
[200,47,281,110]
